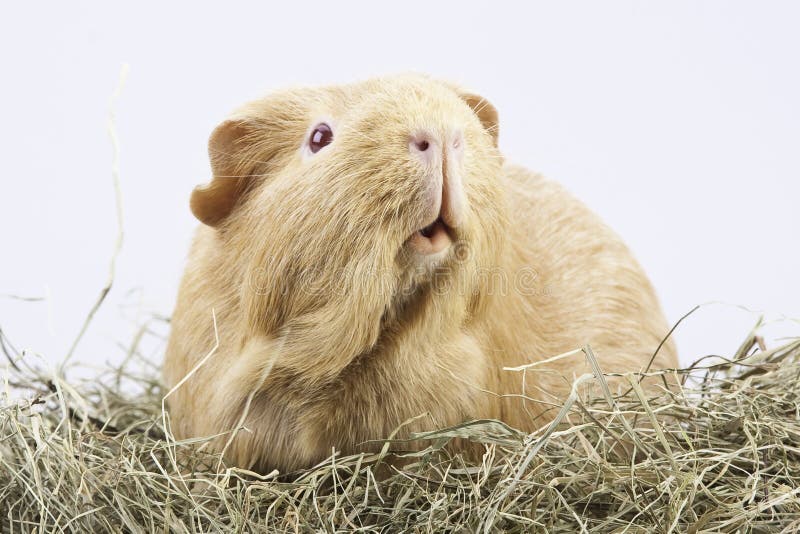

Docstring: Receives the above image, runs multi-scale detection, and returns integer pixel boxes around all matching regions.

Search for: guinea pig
[163,74,678,473]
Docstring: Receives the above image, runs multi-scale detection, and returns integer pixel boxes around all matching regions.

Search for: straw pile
[2,324,800,533]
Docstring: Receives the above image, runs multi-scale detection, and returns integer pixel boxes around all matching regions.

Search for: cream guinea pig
[163,74,677,473]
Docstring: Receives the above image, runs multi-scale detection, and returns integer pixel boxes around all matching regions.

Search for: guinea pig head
[190,76,507,383]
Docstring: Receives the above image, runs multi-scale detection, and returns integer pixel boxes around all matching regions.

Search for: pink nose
[409,131,436,163]
[409,129,466,228]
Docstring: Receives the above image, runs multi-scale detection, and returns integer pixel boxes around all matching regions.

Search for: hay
[2,324,800,533]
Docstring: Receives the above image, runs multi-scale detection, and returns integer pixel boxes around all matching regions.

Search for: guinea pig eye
[308,123,333,153]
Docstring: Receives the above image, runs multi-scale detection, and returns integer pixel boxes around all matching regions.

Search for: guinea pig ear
[454,89,500,147]
[190,118,256,226]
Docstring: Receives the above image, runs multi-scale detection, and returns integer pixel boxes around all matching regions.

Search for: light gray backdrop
[2,1,798,370]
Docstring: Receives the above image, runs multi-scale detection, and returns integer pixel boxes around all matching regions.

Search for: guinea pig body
[163,75,677,473]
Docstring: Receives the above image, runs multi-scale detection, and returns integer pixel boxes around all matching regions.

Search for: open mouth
[409,216,453,255]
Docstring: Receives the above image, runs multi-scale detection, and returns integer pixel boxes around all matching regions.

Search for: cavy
[163,75,677,473]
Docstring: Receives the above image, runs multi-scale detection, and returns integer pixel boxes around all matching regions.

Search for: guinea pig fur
[163,74,678,473]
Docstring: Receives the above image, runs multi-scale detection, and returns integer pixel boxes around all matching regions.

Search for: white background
[1,1,798,370]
